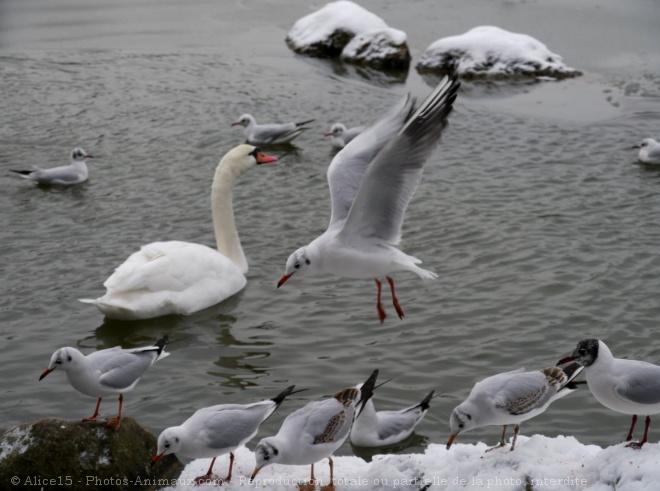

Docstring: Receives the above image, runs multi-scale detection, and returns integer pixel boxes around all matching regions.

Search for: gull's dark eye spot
[459,422,464,429]
[294,263,300,269]
[305,259,311,265]
[579,348,586,355]
[273,448,279,455]
[67,355,72,362]
[164,442,170,449]
[56,358,63,365]
[264,454,270,461]
[466,414,472,420]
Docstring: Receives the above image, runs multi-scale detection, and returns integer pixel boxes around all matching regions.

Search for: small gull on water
[39,336,169,430]
[632,138,660,165]
[350,383,434,447]
[447,362,584,451]
[277,75,460,323]
[251,370,379,488]
[231,113,315,145]
[153,385,303,485]
[558,338,660,448]
[10,147,93,185]
[324,123,366,149]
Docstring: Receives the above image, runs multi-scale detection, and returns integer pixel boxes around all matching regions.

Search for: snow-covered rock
[286,1,410,71]
[417,26,582,80]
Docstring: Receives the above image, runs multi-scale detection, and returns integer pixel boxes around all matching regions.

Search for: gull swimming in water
[11,147,93,185]
[232,114,315,145]
[277,75,460,323]
[324,123,365,149]
[632,138,660,165]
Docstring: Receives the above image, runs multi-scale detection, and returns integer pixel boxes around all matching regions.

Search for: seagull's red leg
[486,425,508,452]
[627,416,651,449]
[626,414,638,442]
[224,452,235,482]
[374,278,387,323]
[194,457,218,484]
[82,397,102,422]
[386,275,404,319]
[106,394,123,431]
[510,424,521,451]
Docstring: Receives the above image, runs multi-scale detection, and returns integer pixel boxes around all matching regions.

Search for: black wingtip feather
[271,385,307,405]
[10,169,32,175]
[419,390,435,411]
[155,335,169,355]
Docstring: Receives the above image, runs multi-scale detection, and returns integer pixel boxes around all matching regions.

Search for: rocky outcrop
[0,418,182,491]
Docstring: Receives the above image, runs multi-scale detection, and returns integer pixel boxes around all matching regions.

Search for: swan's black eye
[249,147,260,157]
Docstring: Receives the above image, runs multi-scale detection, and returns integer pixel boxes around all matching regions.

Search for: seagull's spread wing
[326,93,415,232]
[338,76,459,245]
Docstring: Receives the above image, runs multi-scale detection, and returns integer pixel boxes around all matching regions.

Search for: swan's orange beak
[277,273,293,288]
[255,151,278,164]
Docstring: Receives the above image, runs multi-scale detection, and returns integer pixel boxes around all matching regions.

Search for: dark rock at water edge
[0,417,183,491]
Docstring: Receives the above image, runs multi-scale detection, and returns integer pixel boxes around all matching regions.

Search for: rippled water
[2,0,660,459]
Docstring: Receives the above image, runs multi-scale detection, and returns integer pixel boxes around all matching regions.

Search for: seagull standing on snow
[277,76,460,323]
[10,147,93,185]
[324,123,365,149]
[558,338,660,448]
[153,385,302,485]
[633,138,660,164]
[39,336,169,430]
[350,386,434,447]
[446,363,583,452]
[251,370,378,487]
[232,114,315,145]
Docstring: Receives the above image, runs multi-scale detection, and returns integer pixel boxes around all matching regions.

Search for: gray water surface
[2,0,660,457]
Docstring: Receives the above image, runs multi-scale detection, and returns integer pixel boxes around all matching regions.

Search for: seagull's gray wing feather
[93,347,156,389]
[196,403,275,450]
[614,361,660,405]
[338,76,459,245]
[326,94,415,232]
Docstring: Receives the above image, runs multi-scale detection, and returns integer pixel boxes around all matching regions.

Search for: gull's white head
[277,247,312,288]
[325,123,346,138]
[39,347,80,380]
[251,438,281,479]
[152,427,182,463]
[231,114,256,129]
[447,402,478,449]
[70,148,93,162]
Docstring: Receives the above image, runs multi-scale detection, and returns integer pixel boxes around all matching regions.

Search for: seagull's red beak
[85,154,94,159]
[324,132,333,137]
[557,355,576,365]
[231,121,241,126]
[39,368,54,381]
[152,452,165,464]
[277,273,293,288]
[446,433,458,449]
[255,151,278,164]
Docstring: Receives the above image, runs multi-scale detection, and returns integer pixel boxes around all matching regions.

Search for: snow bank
[286,1,410,71]
[160,435,660,490]
[417,26,581,80]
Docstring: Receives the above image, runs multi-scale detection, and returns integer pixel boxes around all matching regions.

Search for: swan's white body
[80,145,277,320]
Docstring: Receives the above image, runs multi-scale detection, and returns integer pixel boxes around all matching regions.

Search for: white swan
[79,144,278,320]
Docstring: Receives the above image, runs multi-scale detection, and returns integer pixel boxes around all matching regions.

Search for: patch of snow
[159,435,660,491]
[0,427,33,461]
[286,1,409,69]
[417,26,581,80]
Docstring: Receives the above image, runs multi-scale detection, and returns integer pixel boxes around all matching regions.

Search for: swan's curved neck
[211,162,248,274]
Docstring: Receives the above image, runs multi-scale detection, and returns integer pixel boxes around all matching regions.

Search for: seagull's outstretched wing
[338,76,460,245]
[326,93,416,232]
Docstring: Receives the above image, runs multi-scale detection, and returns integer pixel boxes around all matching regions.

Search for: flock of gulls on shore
[8,0,660,488]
